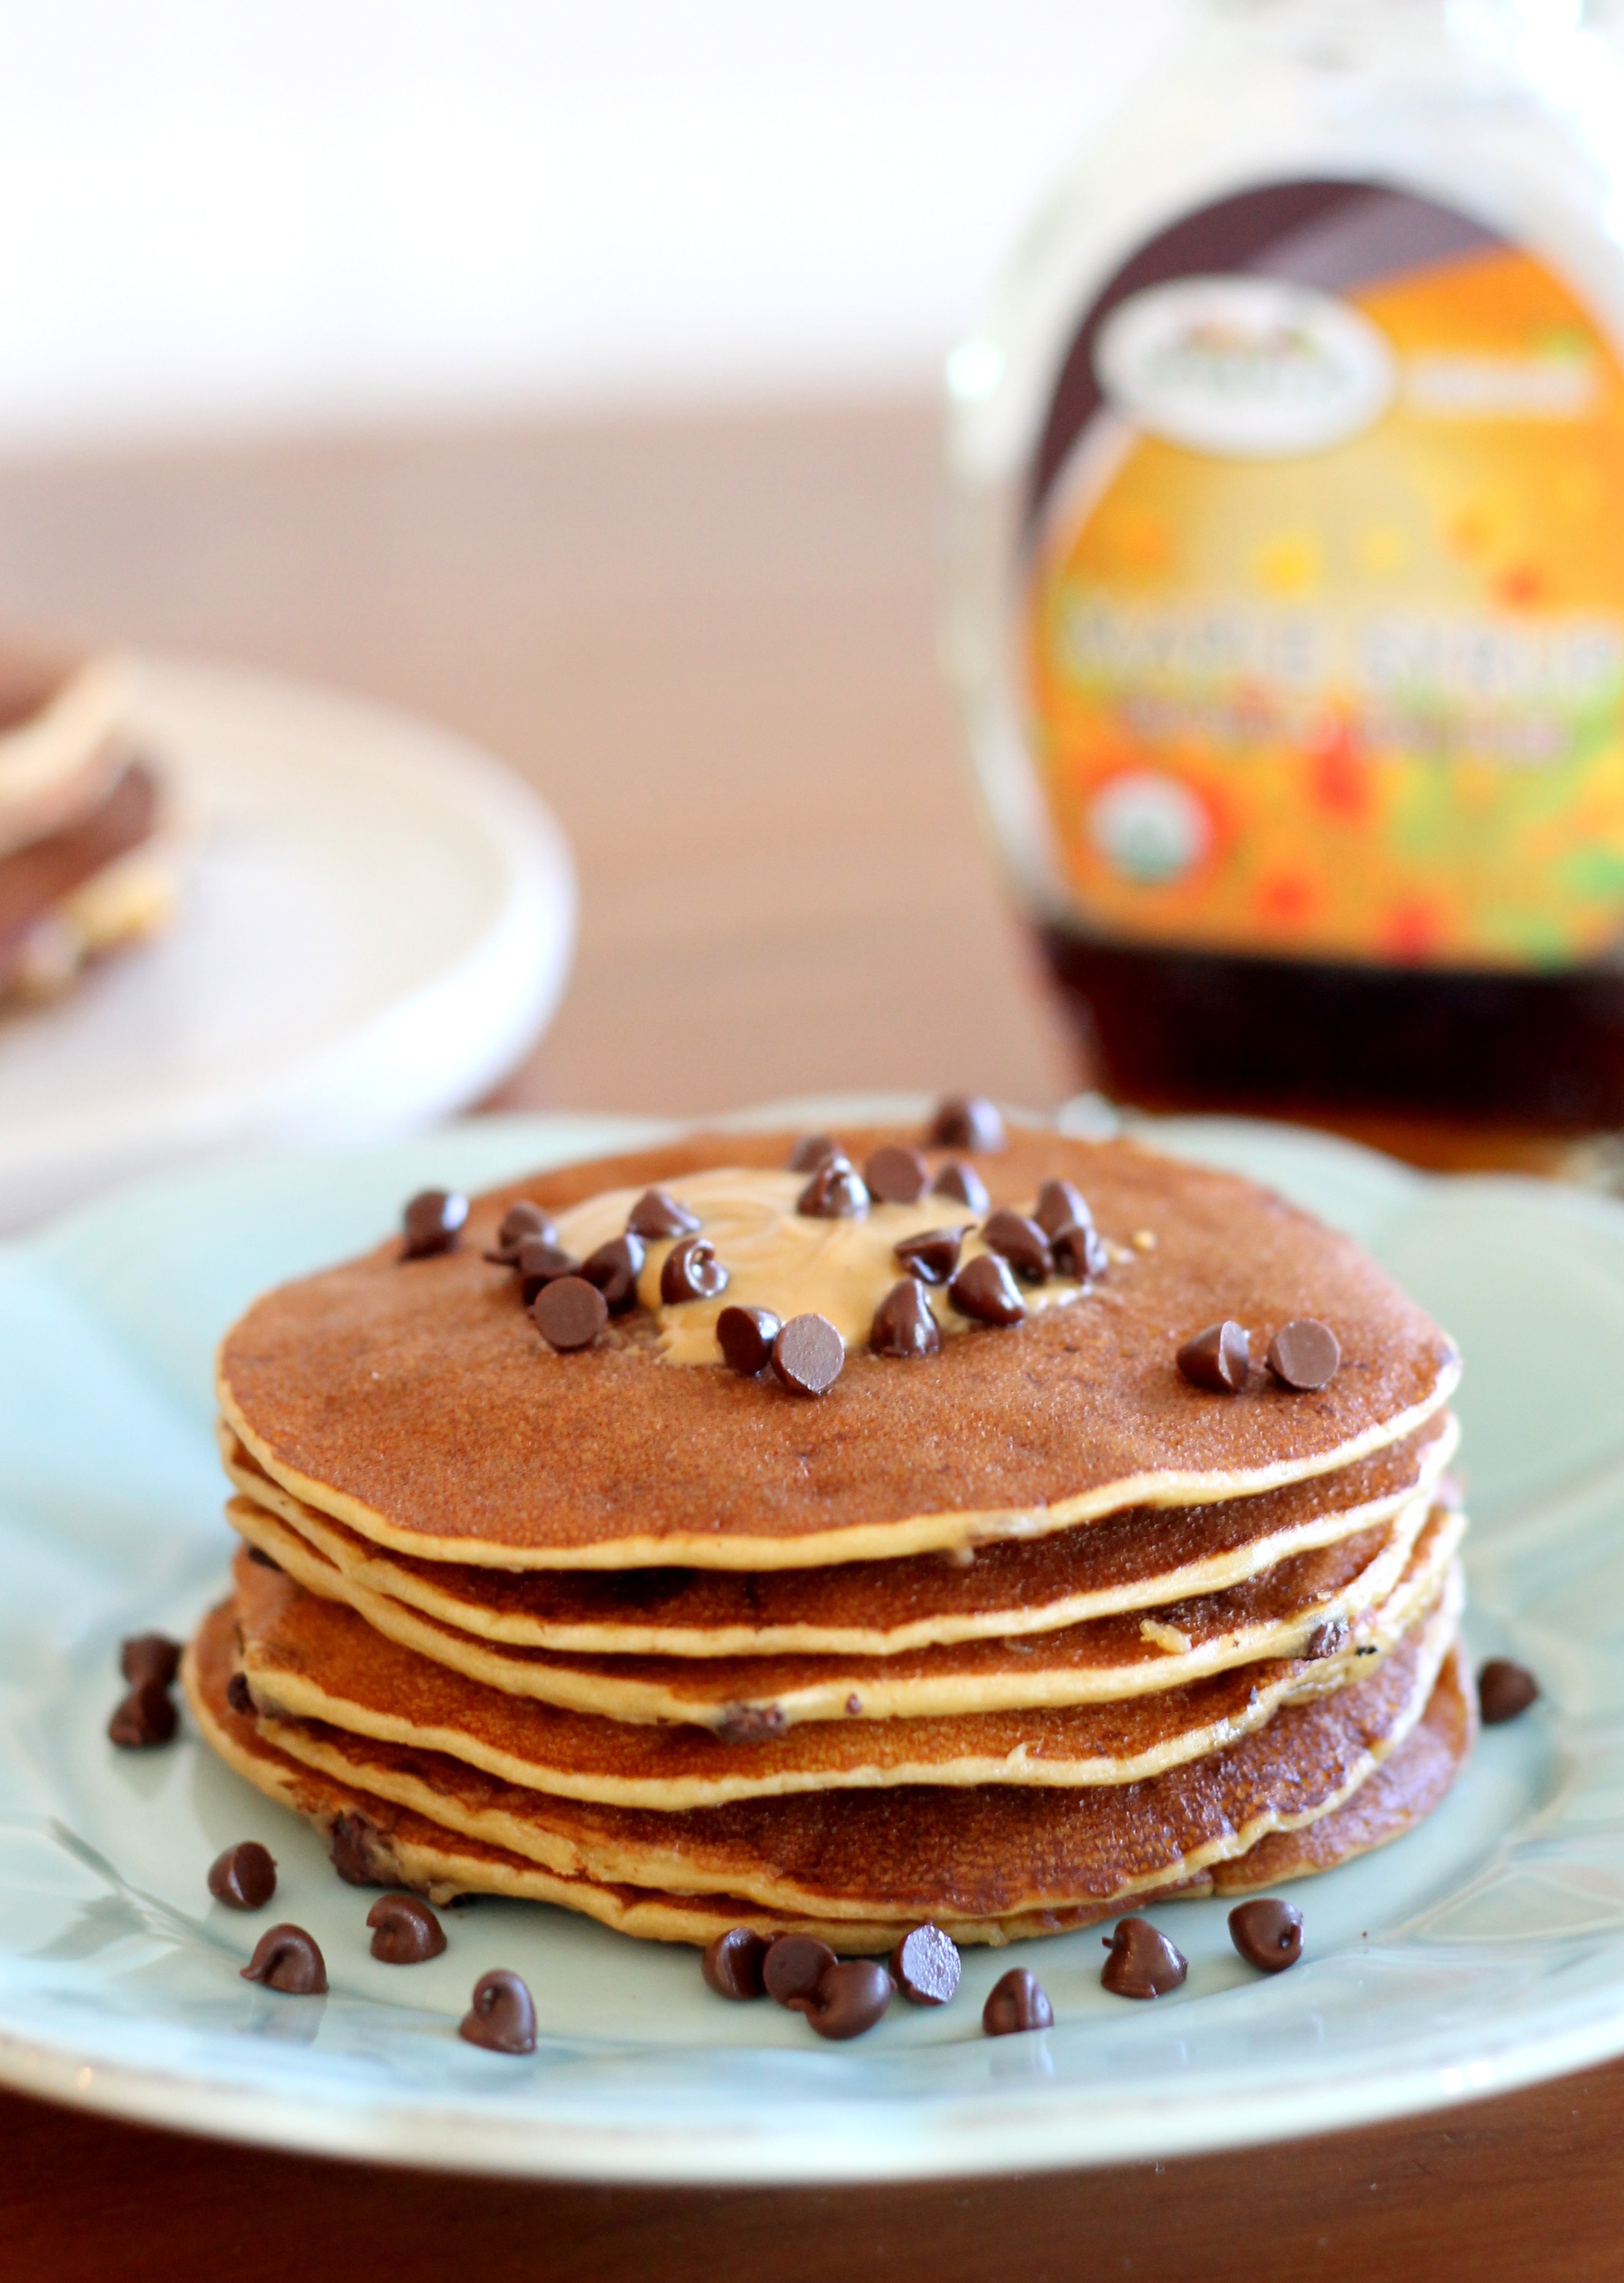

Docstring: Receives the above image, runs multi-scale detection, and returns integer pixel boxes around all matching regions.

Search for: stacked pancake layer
[188,1124,1472,1949]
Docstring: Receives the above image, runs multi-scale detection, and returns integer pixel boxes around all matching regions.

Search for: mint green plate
[0,1100,1607,2181]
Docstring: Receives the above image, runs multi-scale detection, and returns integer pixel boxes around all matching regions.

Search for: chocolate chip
[330,1809,393,1887]
[947,1253,1026,1327]
[627,1188,700,1240]
[1305,1618,1350,1659]
[367,1893,447,1964]
[1050,1221,1108,1282]
[1227,1898,1303,1974]
[928,1096,1005,1152]
[933,1160,989,1212]
[241,1923,327,1995]
[806,1959,893,2041]
[459,1968,536,2054]
[661,1236,729,1304]
[863,1144,930,1205]
[121,1633,181,1689]
[797,1155,868,1219]
[702,1926,770,2000]
[226,1671,255,1717]
[1177,1321,1251,1393]
[1479,1657,1539,1724]
[1101,1917,1188,1999]
[788,1132,838,1172]
[1266,1318,1341,1392]
[763,1933,837,2012]
[770,1313,844,1396]
[518,1238,582,1300]
[208,1841,276,1910]
[870,1278,942,1360]
[980,1209,1052,1282]
[486,1201,556,1263]
[401,1189,467,1259]
[533,1275,609,1351]
[982,1967,1053,2035]
[108,1677,176,1748]
[581,1232,646,1312]
[890,1924,961,2006]
[715,1701,787,1745]
[893,1227,963,1285]
[716,1305,781,1376]
[1034,1180,1091,1237]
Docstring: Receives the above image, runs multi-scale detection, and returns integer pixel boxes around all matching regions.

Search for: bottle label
[1025,180,1624,970]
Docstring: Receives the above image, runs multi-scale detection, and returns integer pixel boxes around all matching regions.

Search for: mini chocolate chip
[763,1933,837,2012]
[534,1275,609,1351]
[1266,1318,1341,1392]
[933,1160,989,1212]
[863,1144,930,1205]
[1101,1917,1188,1999]
[367,1893,447,1964]
[627,1187,700,1240]
[980,1209,1052,1282]
[716,1305,781,1376]
[241,1923,327,1995]
[208,1841,276,1910]
[1305,1618,1351,1659]
[487,1201,556,1263]
[330,1810,393,1887]
[948,1253,1026,1327]
[894,1227,963,1285]
[401,1189,468,1259]
[1050,1220,1108,1282]
[702,1926,770,2000]
[1479,1657,1539,1723]
[518,1238,582,1300]
[661,1236,729,1304]
[770,1313,844,1396]
[928,1096,1005,1152]
[797,1155,869,1219]
[226,1671,255,1716]
[870,1278,942,1360]
[581,1233,646,1312]
[1177,1321,1251,1393]
[806,1959,893,2040]
[845,1693,862,1714]
[459,1968,536,2054]
[715,1702,787,1745]
[1034,1179,1091,1237]
[890,1924,961,2006]
[108,1678,176,1748]
[788,1132,838,1172]
[121,1633,181,1689]
[1227,1898,1303,1974]
[982,1967,1053,2035]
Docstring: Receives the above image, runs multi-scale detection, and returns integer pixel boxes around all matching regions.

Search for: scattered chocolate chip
[702,1926,770,2000]
[661,1236,729,1304]
[246,1544,281,1570]
[771,1313,844,1396]
[980,1209,1052,1282]
[763,1933,837,2013]
[863,1144,931,1206]
[627,1188,700,1240]
[797,1155,868,1219]
[367,1893,447,1964]
[226,1671,255,1717]
[330,1810,393,1887]
[1101,1918,1188,1999]
[948,1253,1026,1327]
[893,1226,963,1285]
[518,1238,582,1300]
[1266,1318,1341,1392]
[1479,1657,1539,1724]
[1050,1221,1109,1282]
[788,1132,838,1172]
[933,1160,989,1212]
[108,1678,176,1749]
[208,1842,276,1910]
[870,1278,942,1360]
[716,1305,781,1375]
[1034,1179,1091,1237]
[241,1923,327,1995]
[1305,1618,1351,1659]
[121,1633,181,1689]
[533,1275,609,1351]
[845,1693,862,1714]
[890,1924,961,2006]
[715,1701,787,1745]
[928,1096,1005,1152]
[580,1233,646,1312]
[1177,1321,1251,1393]
[401,1189,468,1259]
[486,1201,556,1263]
[806,1959,893,2041]
[1227,1898,1303,1974]
[982,1967,1053,2036]
[459,1968,536,2054]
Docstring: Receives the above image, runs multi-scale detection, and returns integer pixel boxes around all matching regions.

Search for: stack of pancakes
[185,1122,1471,1950]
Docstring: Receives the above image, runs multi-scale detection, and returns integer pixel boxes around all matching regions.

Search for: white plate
[0,1101,1611,2182]
[0,658,575,1231]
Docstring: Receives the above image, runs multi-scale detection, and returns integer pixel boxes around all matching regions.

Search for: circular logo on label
[1094,276,1395,459]
[1088,773,1211,887]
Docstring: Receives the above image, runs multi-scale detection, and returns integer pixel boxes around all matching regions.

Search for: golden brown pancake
[216,1126,1460,1571]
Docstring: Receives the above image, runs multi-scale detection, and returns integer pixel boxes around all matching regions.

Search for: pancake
[219,1411,1457,1657]
[216,1126,1460,1571]
[226,1487,1443,1727]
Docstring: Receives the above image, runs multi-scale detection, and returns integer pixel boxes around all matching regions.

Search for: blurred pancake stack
[186,1111,1471,1949]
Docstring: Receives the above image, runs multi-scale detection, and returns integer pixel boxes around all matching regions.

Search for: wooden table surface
[0,400,1615,2279]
